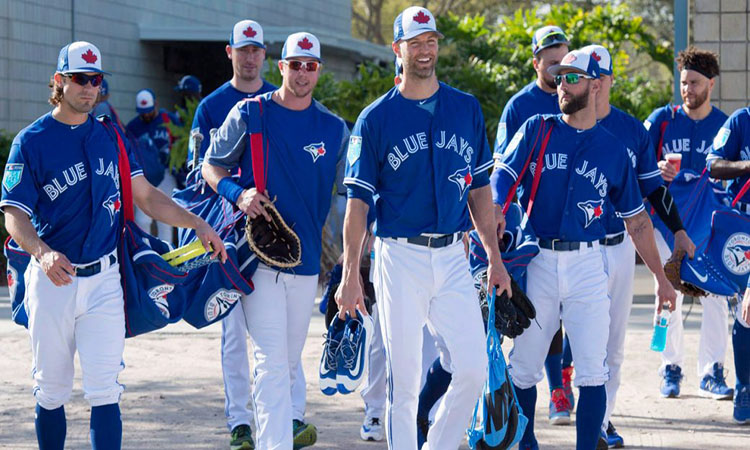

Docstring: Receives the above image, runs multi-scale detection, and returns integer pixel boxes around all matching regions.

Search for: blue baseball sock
[545,351,563,390]
[35,404,66,450]
[576,385,606,450]
[90,403,122,450]
[733,319,750,386]
[417,358,452,419]
[562,333,573,369]
[514,384,537,448]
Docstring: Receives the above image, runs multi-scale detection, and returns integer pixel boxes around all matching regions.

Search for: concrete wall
[693,0,750,114]
[0,0,354,133]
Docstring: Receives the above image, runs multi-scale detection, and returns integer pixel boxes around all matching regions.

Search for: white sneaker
[360,416,383,441]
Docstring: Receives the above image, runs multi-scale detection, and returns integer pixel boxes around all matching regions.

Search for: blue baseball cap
[532,25,570,55]
[57,41,110,74]
[175,75,202,94]
[99,78,109,96]
[393,6,443,43]
[548,49,601,79]
[580,44,613,76]
[230,20,265,49]
[135,89,156,114]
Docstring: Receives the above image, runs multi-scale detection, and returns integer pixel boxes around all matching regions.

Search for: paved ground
[0,267,746,449]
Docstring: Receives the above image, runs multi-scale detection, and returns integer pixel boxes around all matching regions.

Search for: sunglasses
[554,73,594,86]
[534,31,568,52]
[283,60,320,72]
[64,73,104,87]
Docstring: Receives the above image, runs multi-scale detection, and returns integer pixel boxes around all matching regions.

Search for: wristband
[217,177,244,204]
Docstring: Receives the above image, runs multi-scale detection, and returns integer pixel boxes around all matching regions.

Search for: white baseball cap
[580,44,613,76]
[548,49,601,79]
[230,20,265,49]
[532,25,569,55]
[135,89,155,114]
[56,41,110,74]
[392,6,443,43]
[281,32,322,62]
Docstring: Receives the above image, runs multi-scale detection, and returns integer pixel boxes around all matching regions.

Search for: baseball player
[495,24,575,424]
[581,44,697,448]
[202,32,348,449]
[491,48,677,449]
[644,47,732,399]
[0,41,225,450]
[188,20,304,450]
[126,89,181,243]
[174,74,202,108]
[706,105,750,424]
[337,7,511,449]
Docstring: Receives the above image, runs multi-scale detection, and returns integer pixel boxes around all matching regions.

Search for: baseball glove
[664,249,707,297]
[479,273,536,339]
[245,201,301,269]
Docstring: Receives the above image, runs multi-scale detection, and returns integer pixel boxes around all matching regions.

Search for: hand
[658,160,677,182]
[236,188,271,221]
[194,218,227,263]
[494,204,506,237]
[487,258,512,299]
[673,230,696,259]
[656,276,677,313]
[39,250,75,286]
[742,289,750,325]
[335,273,367,320]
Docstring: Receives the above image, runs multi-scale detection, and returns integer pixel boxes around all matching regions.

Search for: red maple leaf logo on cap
[591,51,601,62]
[562,53,577,64]
[298,37,313,50]
[140,99,148,106]
[243,26,257,38]
[7,272,13,287]
[81,49,98,64]
[413,10,430,24]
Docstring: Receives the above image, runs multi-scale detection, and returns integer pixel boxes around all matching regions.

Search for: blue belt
[538,238,596,252]
[75,254,117,277]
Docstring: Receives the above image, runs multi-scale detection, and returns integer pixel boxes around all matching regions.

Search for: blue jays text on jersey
[190,80,276,164]
[707,107,750,205]
[599,105,664,235]
[126,108,180,154]
[0,113,143,264]
[344,83,493,238]
[644,104,728,172]
[204,92,349,275]
[494,80,560,158]
[491,114,645,242]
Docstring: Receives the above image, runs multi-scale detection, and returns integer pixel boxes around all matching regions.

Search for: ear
[277,60,285,75]
[708,77,715,92]
[591,78,601,95]
[225,45,232,60]
[532,56,540,72]
[53,72,64,86]
[392,41,402,59]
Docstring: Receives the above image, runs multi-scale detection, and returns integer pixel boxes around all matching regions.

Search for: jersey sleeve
[344,116,378,202]
[335,122,350,195]
[471,99,493,189]
[1,140,38,217]
[634,121,663,197]
[189,101,212,165]
[610,146,646,218]
[494,101,520,158]
[707,112,742,169]
[204,102,247,171]
[643,107,665,160]
[490,117,535,205]
[467,230,489,285]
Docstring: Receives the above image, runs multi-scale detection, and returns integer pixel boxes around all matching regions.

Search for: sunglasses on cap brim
[63,73,104,87]
[554,73,594,86]
[535,31,569,52]
[282,60,320,72]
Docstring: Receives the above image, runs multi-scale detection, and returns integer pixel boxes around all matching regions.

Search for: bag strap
[245,98,268,194]
[160,111,174,145]
[502,118,553,218]
[101,119,135,221]
[732,177,750,207]
[656,105,679,162]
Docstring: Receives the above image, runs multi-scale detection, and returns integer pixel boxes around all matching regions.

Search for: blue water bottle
[650,309,670,352]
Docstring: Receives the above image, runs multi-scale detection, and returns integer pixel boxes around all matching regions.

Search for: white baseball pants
[360,306,387,420]
[25,257,124,410]
[241,264,318,449]
[373,237,487,450]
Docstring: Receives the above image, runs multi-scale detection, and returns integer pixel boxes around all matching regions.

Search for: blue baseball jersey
[1,113,143,264]
[494,81,560,158]
[126,108,180,155]
[190,80,276,164]
[344,83,493,238]
[644,104,727,172]
[491,114,645,241]
[707,107,750,205]
[599,105,663,234]
[205,93,349,275]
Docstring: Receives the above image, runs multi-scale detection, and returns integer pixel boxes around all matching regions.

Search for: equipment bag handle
[502,119,553,218]
[732,177,750,207]
[245,98,268,194]
[102,120,135,222]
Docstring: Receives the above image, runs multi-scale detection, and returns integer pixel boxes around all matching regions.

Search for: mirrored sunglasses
[554,73,593,86]
[64,73,104,87]
[283,60,320,72]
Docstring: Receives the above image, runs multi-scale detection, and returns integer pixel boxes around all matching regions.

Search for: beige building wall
[693,0,750,114]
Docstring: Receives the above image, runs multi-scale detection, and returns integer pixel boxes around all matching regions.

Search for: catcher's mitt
[245,201,301,269]
[664,249,707,297]
[479,273,536,339]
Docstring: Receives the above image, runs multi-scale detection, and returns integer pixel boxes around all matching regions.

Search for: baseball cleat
[292,420,317,449]
[230,424,254,450]
[417,416,430,449]
[660,364,683,398]
[734,384,750,424]
[699,363,734,400]
[360,416,384,441]
[319,315,346,395]
[562,365,576,412]
[596,431,609,450]
[336,311,374,394]
[548,388,572,425]
[606,421,624,448]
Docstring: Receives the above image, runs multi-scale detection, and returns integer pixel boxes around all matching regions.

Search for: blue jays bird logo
[577,199,604,228]
[722,233,750,275]
[448,165,473,199]
[103,192,122,225]
[303,142,326,162]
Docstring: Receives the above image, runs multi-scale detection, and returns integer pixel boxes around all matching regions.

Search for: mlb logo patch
[348,136,363,165]
[3,163,23,192]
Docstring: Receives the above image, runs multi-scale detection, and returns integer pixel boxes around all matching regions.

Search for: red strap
[160,112,174,145]
[107,123,135,221]
[502,120,545,215]
[525,125,553,217]
[656,105,679,162]
[248,100,267,194]
[732,178,750,207]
